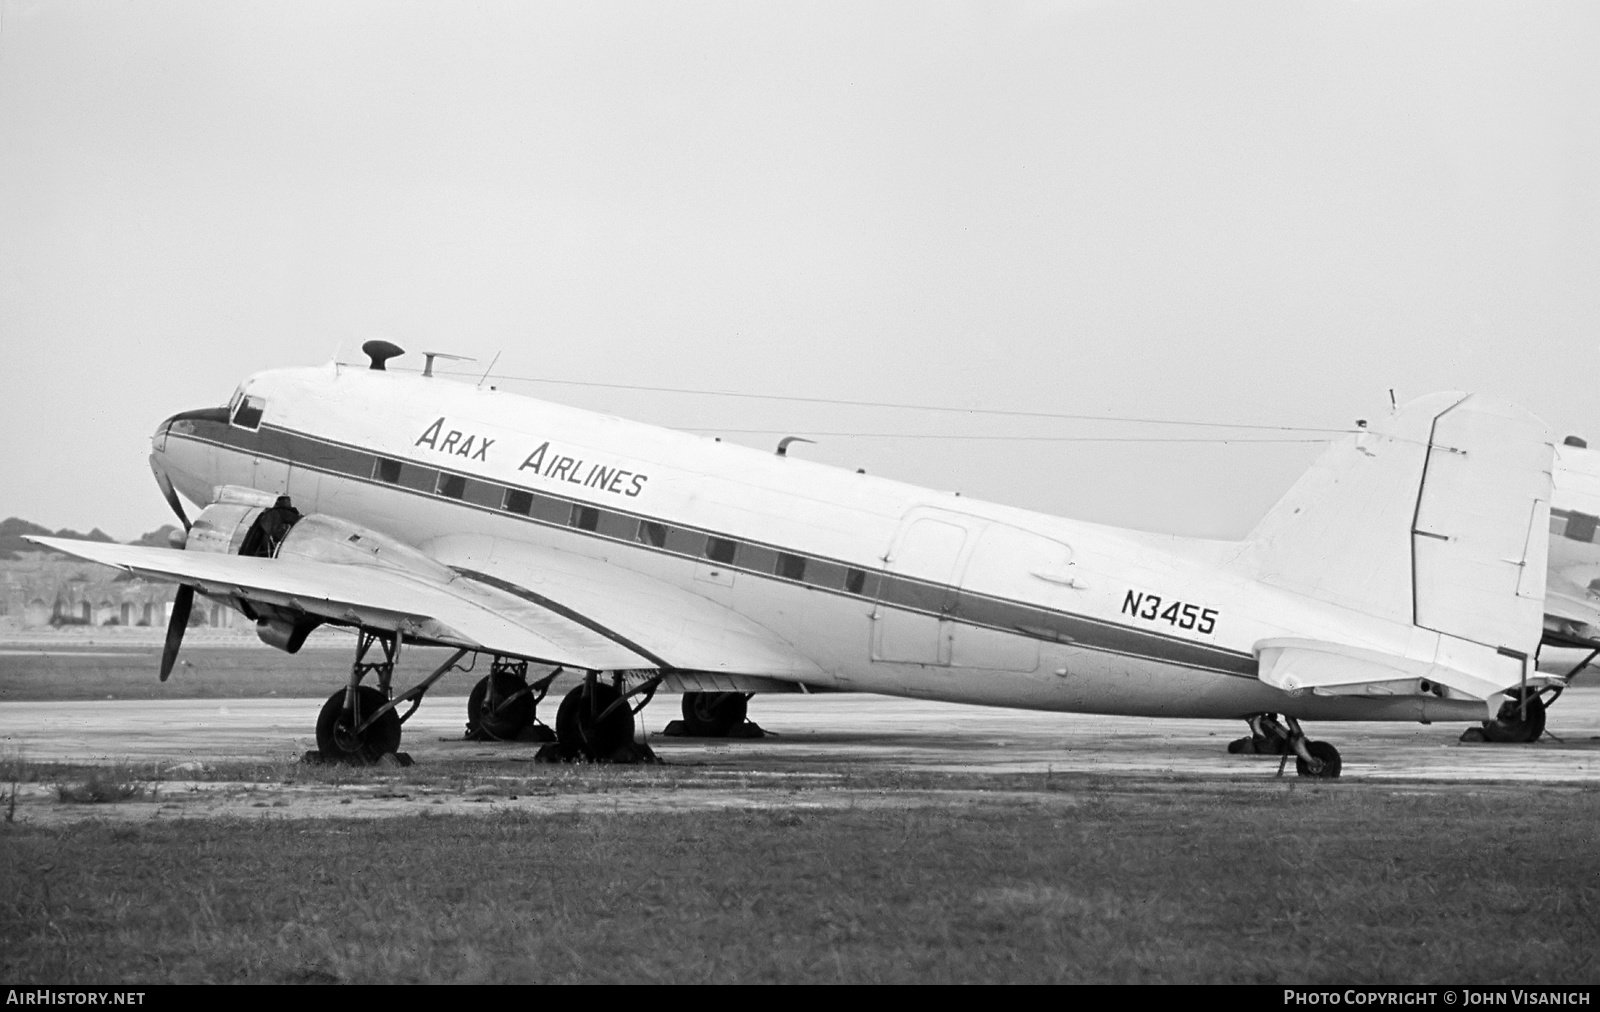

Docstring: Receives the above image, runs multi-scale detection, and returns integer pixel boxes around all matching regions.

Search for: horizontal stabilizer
[1257,637,1509,708]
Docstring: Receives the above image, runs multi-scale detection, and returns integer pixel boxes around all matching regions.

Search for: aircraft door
[949,524,1075,672]
[871,515,969,665]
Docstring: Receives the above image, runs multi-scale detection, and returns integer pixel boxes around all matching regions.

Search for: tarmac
[3,688,1598,782]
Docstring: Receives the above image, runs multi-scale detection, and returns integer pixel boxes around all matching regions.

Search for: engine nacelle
[275,514,456,582]
[185,486,302,558]
[181,488,453,654]
[185,503,267,555]
[183,489,316,651]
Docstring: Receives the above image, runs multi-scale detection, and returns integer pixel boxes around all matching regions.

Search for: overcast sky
[2,1,1597,542]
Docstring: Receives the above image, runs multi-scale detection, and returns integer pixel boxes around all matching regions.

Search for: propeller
[154,467,192,532]
[152,463,194,679]
[160,585,194,682]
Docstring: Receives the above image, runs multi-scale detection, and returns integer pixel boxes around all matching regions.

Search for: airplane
[27,341,1594,778]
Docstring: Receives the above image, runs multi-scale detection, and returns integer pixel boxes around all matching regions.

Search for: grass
[54,772,149,805]
[2,785,1598,984]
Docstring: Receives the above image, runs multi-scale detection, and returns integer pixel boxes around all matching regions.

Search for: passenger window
[665,528,704,556]
[597,513,635,539]
[776,553,807,581]
[803,559,845,589]
[1568,512,1598,543]
[464,480,501,508]
[570,505,600,531]
[231,395,265,430]
[526,496,571,524]
[845,568,866,594]
[705,537,738,565]
[373,458,402,484]
[637,521,668,548]
[503,489,533,515]
[740,545,777,574]
[436,473,466,499]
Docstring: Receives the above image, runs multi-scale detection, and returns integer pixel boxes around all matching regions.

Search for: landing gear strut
[1227,713,1292,755]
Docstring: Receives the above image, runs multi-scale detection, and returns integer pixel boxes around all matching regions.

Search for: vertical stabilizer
[1236,393,1553,667]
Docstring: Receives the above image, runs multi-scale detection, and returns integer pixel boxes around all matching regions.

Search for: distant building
[0,554,240,630]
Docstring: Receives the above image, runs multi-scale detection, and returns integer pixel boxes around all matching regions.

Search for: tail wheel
[681,692,749,736]
[316,686,402,763]
[556,681,634,759]
[1294,740,1343,779]
[467,672,534,740]
[1480,692,1547,743]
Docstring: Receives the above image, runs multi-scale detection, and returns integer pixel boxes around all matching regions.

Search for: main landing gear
[306,632,663,765]
[465,657,556,743]
[661,692,766,738]
[312,630,471,765]
[538,671,662,764]
[1227,713,1342,778]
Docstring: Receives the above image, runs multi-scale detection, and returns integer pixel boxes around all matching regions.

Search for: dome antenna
[361,340,405,371]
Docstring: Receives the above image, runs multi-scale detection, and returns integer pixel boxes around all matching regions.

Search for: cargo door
[871,514,969,665]
[950,524,1076,672]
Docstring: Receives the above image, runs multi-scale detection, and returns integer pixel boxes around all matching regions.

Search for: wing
[421,534,828,678]
[27,536,650,670]
[27,534,828,680]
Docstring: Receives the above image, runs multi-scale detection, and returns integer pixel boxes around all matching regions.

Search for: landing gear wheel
[1294,740,1342,779]
[316,686,402,764]
[1479,692,1547,743]
[681,692,749,736]
[555,681,635,760]
[467,672,533,740]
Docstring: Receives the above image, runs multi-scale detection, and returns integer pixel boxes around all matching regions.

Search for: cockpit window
[231,395,265,430]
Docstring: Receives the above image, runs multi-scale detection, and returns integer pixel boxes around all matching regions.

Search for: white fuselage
[152,364,1490,724]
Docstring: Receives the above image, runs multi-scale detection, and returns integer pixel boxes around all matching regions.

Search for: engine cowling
[183,488,317,651]
[182,487,455,654]
[185,503,268,555]
[185,485,301,557]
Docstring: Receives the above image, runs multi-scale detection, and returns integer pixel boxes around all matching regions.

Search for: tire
[316,686,402,763]
[680,692,749,736]
[467,672,534,740]
[555,681,634,759]
[1480,693,1546,743]
[1294,740,1342,779]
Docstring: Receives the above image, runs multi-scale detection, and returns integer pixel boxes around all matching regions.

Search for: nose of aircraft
[149,406,230,532]
[149,442,191,534]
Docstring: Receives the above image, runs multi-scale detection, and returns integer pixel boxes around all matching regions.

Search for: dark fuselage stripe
[170,420,1258,677]
[452,567,671,668]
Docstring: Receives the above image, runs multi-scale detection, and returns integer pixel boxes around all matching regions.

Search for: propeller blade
[155,468,192,532]
[160,585,194,682]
